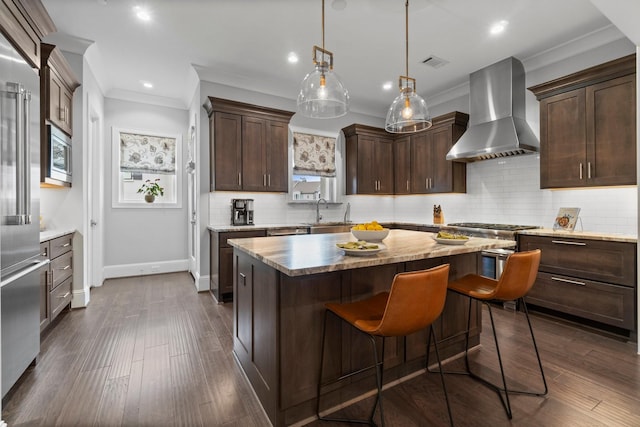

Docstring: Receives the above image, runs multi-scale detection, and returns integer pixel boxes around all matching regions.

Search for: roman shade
[293,132,336,177]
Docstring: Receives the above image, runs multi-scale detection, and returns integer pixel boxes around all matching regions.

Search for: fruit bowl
[351,228,390,241]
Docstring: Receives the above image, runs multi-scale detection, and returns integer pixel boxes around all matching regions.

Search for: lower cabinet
[40,233,73,332]
[519,234,637,335]
[210,229,267,302]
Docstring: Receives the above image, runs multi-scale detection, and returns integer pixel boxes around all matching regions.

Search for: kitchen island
[229,229,515,426]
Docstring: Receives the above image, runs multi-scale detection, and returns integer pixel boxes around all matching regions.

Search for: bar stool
[443,249,547,419]
[316,264,453,427]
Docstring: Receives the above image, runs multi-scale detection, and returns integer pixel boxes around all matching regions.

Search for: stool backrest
[493,249,541,301]
[373,264,450,337]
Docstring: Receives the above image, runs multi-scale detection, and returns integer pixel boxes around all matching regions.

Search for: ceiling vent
[422,55,449,69]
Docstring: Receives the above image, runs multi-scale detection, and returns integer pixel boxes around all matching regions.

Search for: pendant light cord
[322,0,325,52]
[405,0,409,78]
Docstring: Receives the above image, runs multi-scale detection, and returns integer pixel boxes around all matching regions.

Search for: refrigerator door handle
[0,259,49,288]
[4,82,30,226]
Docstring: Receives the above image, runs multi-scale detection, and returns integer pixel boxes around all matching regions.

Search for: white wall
[102,98,189,278]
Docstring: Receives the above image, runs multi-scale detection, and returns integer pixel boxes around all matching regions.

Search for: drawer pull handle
[239,272,246,286]
[59,265,71,270]
[551,240,586,246]
[58,292,71,299]
[60,243,71,248]
[551,277,586,286]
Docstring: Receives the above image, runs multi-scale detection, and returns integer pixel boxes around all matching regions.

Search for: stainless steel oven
[47,124,72,184]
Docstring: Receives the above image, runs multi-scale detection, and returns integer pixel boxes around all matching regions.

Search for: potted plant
[137,178,164,203]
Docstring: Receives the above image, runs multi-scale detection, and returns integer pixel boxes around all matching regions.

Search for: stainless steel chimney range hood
[446,57,539,162]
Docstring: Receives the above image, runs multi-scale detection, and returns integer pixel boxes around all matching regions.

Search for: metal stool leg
[521,298,548,396]
[429,324,455,427]
[316,310,385,426]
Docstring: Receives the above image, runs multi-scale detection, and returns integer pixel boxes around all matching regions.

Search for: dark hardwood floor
[2,272,639,426]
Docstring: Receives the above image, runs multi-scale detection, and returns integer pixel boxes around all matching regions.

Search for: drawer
[40,241,50,259]
[519,235,636,287]
[50,234,73,259]
[219,230,266,247]
[526,271,635,330]
[51,251,72,289]
[50,276,72,321]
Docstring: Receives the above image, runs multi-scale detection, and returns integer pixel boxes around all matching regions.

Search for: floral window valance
[120,131,177,174]
[293,132,336,177]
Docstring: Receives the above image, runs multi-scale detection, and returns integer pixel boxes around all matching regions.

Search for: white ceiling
[40,0,627,117]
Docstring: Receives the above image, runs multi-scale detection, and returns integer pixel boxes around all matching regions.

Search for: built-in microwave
[47,124,72,184]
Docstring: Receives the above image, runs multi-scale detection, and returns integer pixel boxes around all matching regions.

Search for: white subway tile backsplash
[209,155,637,236]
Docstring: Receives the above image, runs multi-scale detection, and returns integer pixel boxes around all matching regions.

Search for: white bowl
[351,228,390,241]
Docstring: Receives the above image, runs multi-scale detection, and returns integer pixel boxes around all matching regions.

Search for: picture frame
[553,207,581,231]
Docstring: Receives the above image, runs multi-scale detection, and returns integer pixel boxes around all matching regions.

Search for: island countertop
[228,229,515,277]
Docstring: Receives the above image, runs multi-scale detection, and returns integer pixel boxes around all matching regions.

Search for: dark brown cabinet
[410,112,468,194]
[210,229,267,302]
[529,54,636,188]
[0,0,55,69]
[204,98,294,192]
[41,43,80,137]
[519,234,637,334]
[40,233,73,332]
[344,124,394,194]
[346,112,468,196]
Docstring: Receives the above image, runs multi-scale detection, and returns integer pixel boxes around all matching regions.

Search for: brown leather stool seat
[444,249,548,419]
[316,264,454,427]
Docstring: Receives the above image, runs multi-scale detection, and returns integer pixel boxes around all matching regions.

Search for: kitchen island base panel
[233,250,481,427]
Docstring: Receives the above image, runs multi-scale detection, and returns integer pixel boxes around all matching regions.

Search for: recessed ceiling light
[490,20,508,35]
[287,52,299,64]
[133,6,151,22]
[141,81,153,89]
[382,81,393,91]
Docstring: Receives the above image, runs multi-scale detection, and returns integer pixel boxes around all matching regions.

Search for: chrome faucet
[316,198,328,223]
[343,202,351,223]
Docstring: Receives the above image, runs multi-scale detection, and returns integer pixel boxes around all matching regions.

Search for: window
[112,127,182,208]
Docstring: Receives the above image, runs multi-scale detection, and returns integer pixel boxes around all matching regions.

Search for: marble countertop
[228,229,515,277]
[40,229,76,243]
[517,228,637,243]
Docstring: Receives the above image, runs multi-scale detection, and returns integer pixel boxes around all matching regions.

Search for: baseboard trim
[104,259,189,279]
[71,286,90,308]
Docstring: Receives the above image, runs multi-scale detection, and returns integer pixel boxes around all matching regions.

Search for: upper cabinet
[41,43,80,137]
[529,54,636,189]
[343,124,394,195]
[0,0,55,69]
[204,98,294,193]
[345,111,468,196]
[409,112,468,194]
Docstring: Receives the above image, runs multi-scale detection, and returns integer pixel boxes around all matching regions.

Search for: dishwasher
[266,227,310,237]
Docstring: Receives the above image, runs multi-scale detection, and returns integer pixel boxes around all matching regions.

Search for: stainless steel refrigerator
[0,31,48,398]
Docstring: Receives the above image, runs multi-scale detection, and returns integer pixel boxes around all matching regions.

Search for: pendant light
[385,0,432,133]
[297,0,349,119]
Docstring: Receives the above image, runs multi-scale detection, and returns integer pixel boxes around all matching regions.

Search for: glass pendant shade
[384,0,432,133]
[385,87,431,133]
[298,62,349,119]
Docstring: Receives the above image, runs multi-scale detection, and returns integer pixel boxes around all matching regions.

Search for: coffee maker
[231,199,254,225]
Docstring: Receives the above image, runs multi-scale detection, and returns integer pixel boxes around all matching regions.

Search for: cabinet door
[219,247,234,295]
[356,135,377,194]
[539,88,587,188]
[375,137,394,194]
[60,87,73,134]
[242,116,267,191]
[48,72,64,130]
[213,112,242,191]
[265,120,288,192]
[430,126,454,193]
[394,136,411,194]
[39,242,50,332]
[410,132,430,194]
[587,74,637,186]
